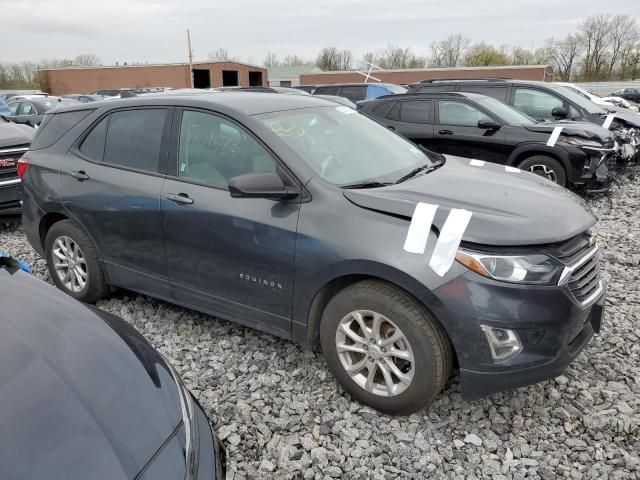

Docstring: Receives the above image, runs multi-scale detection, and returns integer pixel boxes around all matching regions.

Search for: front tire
[319,280,453,415]
[517,155,567,186]
[45,219,109,303]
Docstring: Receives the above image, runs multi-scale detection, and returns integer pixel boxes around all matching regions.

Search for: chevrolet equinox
[20,93,605,414]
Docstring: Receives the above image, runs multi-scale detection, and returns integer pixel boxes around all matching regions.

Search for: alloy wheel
[527,164,558,183]
[335,310,415,397]
[52,236,88,293]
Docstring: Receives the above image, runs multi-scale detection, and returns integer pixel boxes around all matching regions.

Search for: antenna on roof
[355,60,384,84]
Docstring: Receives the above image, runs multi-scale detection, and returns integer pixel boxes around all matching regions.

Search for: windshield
[553,85,607,115]
[257,106,437,185]
[475,96,535,125]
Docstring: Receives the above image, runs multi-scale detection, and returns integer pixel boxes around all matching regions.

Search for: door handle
[387,125,396,131]
[438,129,454,135]
[69,170,90,181]
[164,193,194,205]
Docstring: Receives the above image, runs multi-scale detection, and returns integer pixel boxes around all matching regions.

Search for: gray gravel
[2,168,640,480]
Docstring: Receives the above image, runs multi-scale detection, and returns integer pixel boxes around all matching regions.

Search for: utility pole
[187,29,194,88]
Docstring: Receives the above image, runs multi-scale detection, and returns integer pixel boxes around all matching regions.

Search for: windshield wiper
[394,161,444,184]
[342,181,393,189]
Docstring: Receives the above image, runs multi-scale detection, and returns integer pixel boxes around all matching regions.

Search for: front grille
[543,231,603,306]
[0,146,28,182]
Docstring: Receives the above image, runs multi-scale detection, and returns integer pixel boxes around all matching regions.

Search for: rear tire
[517,155,567,186]
[319,280,453,415]
[45,220,109,303]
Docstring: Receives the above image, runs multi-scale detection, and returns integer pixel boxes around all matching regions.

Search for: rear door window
[371,102,394,117]
[103,109,168,173]
[399,100,432,124]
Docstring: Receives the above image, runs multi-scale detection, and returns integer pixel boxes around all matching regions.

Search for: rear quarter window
[457,85,509,102]
[30,110,94,150]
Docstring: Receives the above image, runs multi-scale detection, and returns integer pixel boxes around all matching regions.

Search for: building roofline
[303,65,552,75]
[39,60,266,72]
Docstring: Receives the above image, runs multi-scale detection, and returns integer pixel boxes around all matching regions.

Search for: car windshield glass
[385,85,408,94]
[257,106,437,186]
[553,85,607,114]
[475,96,535,125]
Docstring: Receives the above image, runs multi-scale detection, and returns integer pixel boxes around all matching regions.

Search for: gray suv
[20,93,605,414]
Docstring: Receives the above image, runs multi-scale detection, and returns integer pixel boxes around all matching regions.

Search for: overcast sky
[2,0,639,66]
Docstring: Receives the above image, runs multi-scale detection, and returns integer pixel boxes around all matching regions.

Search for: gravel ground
[2,168,640,480]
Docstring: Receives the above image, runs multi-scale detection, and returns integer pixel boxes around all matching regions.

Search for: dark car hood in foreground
[0,268,182,480]
[344,156,595,246]
[0,120,34,148]
[522,120,613,143]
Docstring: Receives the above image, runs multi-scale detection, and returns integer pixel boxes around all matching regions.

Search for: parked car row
[16,92,605,417]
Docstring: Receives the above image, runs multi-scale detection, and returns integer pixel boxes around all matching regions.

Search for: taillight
[17,157,30,179]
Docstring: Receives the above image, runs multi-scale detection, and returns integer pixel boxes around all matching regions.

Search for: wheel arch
[507,144,571,175]
[293,263,459,365]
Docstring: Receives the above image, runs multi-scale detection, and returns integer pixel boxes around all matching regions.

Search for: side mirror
[477,119,501,130]
[551,107,568,119]
[228,172,298,200]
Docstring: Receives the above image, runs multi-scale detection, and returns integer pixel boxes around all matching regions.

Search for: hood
[607,109,640,129]
[0,120,35,148]
[343,156,596,246]
[0,268,182,480]
[523,120,613,144]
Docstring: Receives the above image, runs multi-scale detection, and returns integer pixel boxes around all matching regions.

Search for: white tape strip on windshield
[546,126,563,147]
[403,202,439,254]
[428,209,473,277]
[602,114,615,130]
[469,159,485,167]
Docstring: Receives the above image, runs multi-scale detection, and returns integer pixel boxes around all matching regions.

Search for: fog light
[480,325,522,362]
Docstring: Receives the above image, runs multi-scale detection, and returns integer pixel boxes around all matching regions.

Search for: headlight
[455,248,564,285]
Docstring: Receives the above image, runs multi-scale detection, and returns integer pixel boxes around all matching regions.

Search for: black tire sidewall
[518,155,567,186]
[320,283,447,415]
[45,220,106,303]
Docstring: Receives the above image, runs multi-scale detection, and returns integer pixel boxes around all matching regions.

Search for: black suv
[408,79,640,161]
[358,92,615,189]
[20,93,605,414]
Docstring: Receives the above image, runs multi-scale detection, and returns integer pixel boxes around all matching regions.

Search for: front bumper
[0,178,21,217]
[433,272,606,400]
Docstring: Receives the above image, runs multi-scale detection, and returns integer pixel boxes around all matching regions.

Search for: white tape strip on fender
[602,114,615,130]
[469,159,485,167]
[403,202,439,254]
[546,126,563,147]
[428,209,473,277]
[505,166,520,173]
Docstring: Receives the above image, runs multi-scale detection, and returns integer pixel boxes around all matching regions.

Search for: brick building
[300,65,554,86]
[39,61,268,95]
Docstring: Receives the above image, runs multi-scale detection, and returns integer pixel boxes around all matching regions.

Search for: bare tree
[429,34,471,67]
[263,52,278,67]
[463,42,509,67]
[510,47,534,65]
[207,48,239,62]
[578,14,612,80]
[315,47,353,71]
[74,53,100,67]
[607,15,639,78]
[282,55,308,66]
[546,35,582,81]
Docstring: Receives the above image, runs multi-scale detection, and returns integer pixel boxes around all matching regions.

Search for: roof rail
[419,78,509,84]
